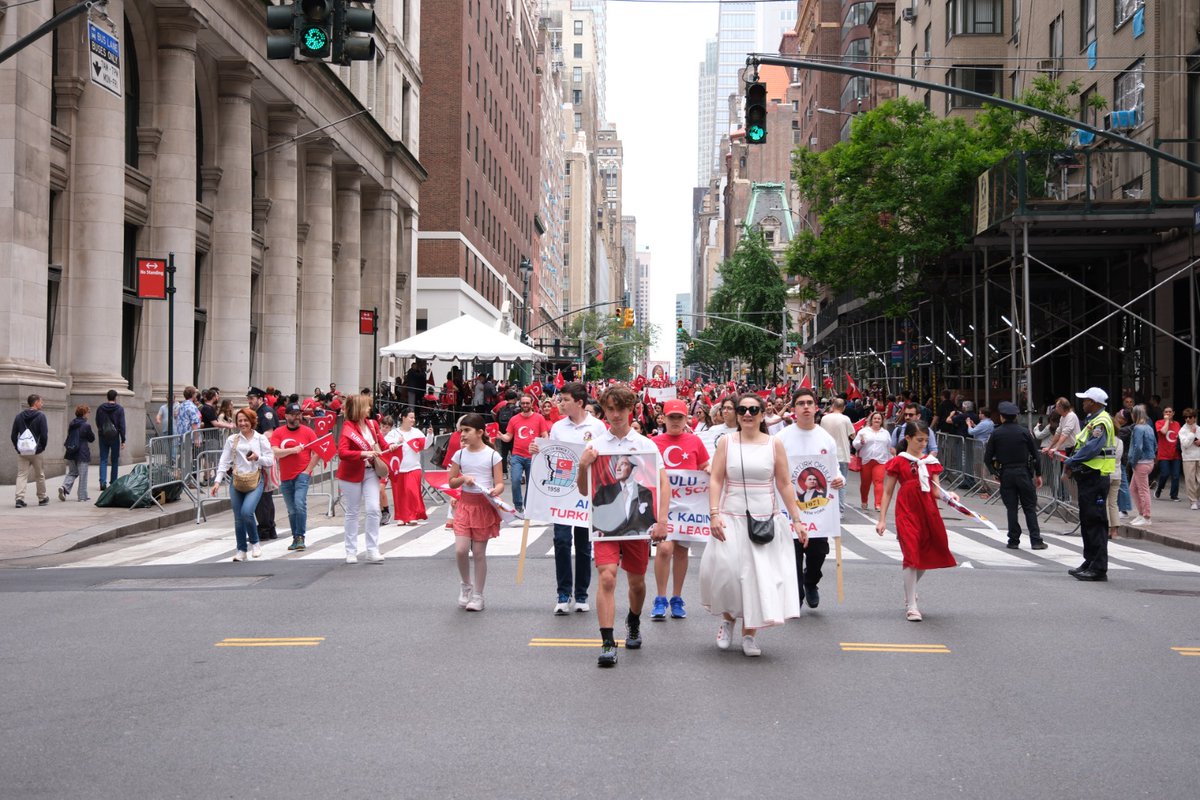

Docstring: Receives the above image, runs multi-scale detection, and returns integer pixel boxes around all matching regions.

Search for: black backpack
[64,426,81,459]
[98,406,119,442]
[495,402,518,432]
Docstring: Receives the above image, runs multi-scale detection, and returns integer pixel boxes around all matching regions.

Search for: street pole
[372,306,378,399]
[166,252,175,436]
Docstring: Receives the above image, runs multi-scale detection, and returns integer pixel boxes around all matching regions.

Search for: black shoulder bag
[738,433,775,545]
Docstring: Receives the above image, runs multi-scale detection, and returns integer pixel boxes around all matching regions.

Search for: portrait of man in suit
[590,454,658,539]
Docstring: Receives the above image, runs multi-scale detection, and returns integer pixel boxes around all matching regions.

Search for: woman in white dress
[700,393,807,657]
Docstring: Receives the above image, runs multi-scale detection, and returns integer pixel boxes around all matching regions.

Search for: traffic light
[297,0,334,60]
[745,81,767,144]
[333,0,376,65]
[676,319,685,334]
[623,308,634,328]
[614,307,624,324]
[265,2,298,60]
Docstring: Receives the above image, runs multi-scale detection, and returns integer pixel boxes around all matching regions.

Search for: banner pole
[835,536,845,603]
[515,519,531,584]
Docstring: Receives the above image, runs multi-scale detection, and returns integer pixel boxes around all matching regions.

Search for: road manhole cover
[1136,589,1200,598]
[93,577,269,590]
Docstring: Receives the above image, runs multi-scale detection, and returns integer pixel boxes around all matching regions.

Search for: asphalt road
[3,521,1199,799]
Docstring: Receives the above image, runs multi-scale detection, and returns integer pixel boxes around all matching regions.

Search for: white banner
[665,469,711,544]
[781,449,841,539]
[647,387,677,402]
[523,439,591,526]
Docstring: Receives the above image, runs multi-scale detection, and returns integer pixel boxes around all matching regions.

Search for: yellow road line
[529,638,625,647]
[215,642,323,647]
[215,637,325,647]
[1171,647,1200,656]
[839,642,946,648]
[841,646,951,653]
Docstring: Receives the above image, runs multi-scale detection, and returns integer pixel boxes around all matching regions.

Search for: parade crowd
[10,369,1200,667]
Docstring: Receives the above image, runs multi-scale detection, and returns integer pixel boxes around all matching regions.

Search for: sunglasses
[736,406,762,416]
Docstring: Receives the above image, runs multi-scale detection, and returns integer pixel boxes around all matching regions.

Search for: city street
[3,506,1199,798]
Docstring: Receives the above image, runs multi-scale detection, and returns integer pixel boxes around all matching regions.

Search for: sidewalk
[0,463,229,565]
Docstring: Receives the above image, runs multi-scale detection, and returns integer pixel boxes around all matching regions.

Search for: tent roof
[378,314,547,362]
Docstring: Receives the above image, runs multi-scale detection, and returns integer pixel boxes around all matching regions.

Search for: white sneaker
[716,619,734,650]
[345,553,358,564]
[465,593,485,611]
[1191,502,1199,511]
[251,543,262,559]
[553,600,570,615]
[906,607,923,622]
[1129,516,1148,527]
[461,584,475,609]
[573,601,590,613]
[741,635,761,657]
[364,550,384,564]
[231,550,246,562]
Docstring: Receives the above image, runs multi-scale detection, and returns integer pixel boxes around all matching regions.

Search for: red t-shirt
[652,431,710,470]
[270,423,318,482]
[1156,420,1181,460]
[506,412,549,458]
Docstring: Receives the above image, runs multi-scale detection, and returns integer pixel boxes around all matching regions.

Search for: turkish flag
[632,375,646,391]
[846,372,862,400]
[822,375,835,391]
[312,415,334,438]
[308,433,336,464]
[554,370,565,390]
[486,422,500,439]
[408,436,426,452]
[799,374,812,389]
[527,382,543,398]
[424,470,462,500]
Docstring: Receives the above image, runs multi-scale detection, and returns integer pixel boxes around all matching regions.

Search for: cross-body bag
[230,435,261,492]
[738,434,775,545]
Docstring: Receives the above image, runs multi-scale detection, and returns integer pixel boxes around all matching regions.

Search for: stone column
[260,105,302,392]
[360,189,398,383]
[333,168,364,392]
[299,139,335,393]
[148,5,205,398]
[62,2,128,397]
[206,60,258,392]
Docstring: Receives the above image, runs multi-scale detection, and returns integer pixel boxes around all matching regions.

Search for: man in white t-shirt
[819,397,856,475]
[577,385,669,668]
[531,383,607,615]
[777,388,846,610]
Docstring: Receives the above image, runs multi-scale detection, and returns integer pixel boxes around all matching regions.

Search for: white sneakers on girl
[716,619,734,650]
[251,543,262,558]
[465,594,485,612]
[1129,516,1148,526]
[459,583,473,609]
[906,608,923,622]
[741,636,761,657]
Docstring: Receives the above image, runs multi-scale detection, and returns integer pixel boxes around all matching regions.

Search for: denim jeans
[1155,459,1181,499]
[1117,468,1132,513]
[229,477,264,552]
[553,524,591,602]
[509,454,531,511]
[279,473,311,538]
[98,439,120,487]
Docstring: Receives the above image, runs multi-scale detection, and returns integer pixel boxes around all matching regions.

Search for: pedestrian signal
[745,81,767,144]
[298,0,334,60]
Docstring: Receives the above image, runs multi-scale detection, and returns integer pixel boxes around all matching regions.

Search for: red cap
[663,399,688,416]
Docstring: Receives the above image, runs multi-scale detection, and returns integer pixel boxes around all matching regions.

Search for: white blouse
[215,431,275,485]
[853,426,892,464]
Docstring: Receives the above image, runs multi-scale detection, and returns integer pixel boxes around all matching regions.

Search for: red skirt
[452,491,500,541]
[391,470,428,523]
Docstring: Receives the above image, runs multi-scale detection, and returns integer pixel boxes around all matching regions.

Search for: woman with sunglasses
[699,393,806,657]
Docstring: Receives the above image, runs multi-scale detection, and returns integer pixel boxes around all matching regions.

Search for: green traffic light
[747,125,766,143]
[302,26,329,51]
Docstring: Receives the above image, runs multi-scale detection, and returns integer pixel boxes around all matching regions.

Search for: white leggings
[340,472,381,555]
[903,567,926,610]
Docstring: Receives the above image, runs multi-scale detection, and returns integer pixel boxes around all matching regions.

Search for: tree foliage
[703,229,789,381]
[563,311,654,381]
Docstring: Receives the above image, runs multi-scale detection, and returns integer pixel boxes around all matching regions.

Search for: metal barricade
[136,433,187,512]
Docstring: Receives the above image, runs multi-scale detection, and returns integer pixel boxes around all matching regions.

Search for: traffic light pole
[0,0,99,65]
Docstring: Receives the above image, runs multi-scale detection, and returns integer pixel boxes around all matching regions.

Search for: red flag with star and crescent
[554,370,565,390]
[846,372,862,400]
[822,375,835,392]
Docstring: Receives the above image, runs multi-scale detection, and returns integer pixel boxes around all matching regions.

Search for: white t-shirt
[1055,411,1080,451]
[853,426,892,464]
[396,427,426,472]
[452,446,502,493]
[776,424,845,484]
[819,412,856,462]
[549,413,608,446]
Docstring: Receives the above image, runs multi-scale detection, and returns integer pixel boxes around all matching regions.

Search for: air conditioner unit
[1036,58,1058,72]
[1070,129,1097,147]
[901,8,917,22]
[1103,109,1139,131]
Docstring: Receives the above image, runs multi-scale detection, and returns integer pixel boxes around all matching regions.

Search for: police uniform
[1063,388,1116,580]
[248,388,280,540]
[983,401,1044,549]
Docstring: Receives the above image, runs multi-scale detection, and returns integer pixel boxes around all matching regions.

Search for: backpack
[17,426,37,455]
[99,407,119,442]
[64,426,80,460]
[495,402,518,432]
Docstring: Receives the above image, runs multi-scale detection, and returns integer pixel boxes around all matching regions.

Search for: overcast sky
[607,1,719,364]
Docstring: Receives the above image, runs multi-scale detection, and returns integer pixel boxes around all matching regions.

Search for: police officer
[984,401,1046,550]
[1062,387,1117,581]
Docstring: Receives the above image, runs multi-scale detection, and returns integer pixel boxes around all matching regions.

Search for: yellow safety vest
[1073,410,1116,476]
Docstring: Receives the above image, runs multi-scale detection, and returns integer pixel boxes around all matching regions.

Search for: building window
[843,2,875,33]
[1114,0,1144,29]
[911,47,918,78]
[1011,0,1020,41]
[843,38,869,65]
[574,112,582,131]
[123,18,140,168]
[1080,0,1096,49]
[1114,59,1144,122]
[947,0,1002,38]
[121,224,143,389]
[573,43,583,58]
[572,66,582,83]
[574,19,583,35]
[946,66,999,110]
[1049,15,1064,73]
[573,89,582,105]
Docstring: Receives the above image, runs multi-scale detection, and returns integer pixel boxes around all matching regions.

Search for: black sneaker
[1006,541,1020,549]
[380,507,392,525]
[1031,541,1048,550]
[804,584,820,608]
[38,497,49,506]
[597,643,618,668]
[15,499,26,508]
[625,612,642,649]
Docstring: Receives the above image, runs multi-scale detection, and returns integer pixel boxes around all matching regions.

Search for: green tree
[562,312,654,381]
[680,330,727,381]
[707,229,789,382]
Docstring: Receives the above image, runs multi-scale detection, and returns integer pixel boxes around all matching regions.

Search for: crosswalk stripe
[488,525,549,556]
[1105,540,1200,573]
[390,526,456,557]
[842,524,904,561]
[54,527,230,569]
[969,528,1131,570]
[944,529,1035,567]
[299,522,416,561]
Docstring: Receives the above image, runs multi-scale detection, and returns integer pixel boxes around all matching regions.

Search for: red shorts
[593,539,651,575]
[452,491,500,542]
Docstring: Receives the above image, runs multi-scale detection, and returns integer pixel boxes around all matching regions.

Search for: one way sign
[88,21,122,98]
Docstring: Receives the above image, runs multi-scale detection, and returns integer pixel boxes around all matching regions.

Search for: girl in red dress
[876,420,958,621]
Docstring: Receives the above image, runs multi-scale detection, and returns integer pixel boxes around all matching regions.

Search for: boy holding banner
[576,385,670,668]
[650,399,710,620]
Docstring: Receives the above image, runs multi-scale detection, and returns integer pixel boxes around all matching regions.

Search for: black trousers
[999,468,1042,544]
[794,537,830,591]
[255,489,277,539]
[1074,469,1109,573]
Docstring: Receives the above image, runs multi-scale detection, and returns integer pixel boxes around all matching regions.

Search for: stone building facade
[0,0,423,481]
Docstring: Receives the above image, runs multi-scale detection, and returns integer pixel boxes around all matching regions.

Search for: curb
[1115,524,1200,553]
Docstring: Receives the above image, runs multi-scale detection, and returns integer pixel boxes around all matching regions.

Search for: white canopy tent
[378,314,547,363]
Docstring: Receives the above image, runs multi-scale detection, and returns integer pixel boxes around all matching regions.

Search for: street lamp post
[518,256,533,383]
